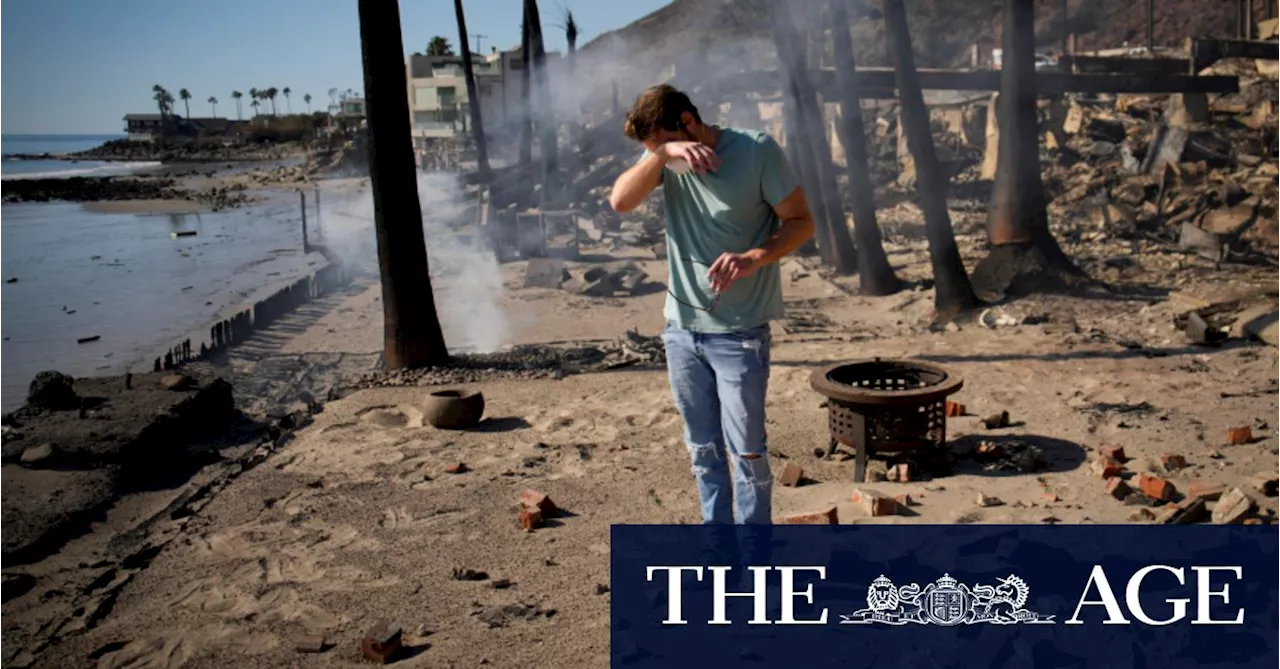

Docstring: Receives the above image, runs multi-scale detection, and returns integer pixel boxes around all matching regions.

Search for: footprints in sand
[96,624,277,669]
[194,519,382,561]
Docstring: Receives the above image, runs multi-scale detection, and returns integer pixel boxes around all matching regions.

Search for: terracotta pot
[423,389,485,429]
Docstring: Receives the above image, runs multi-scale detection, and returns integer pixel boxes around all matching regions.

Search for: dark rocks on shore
[27,371,80,411]
[41,138,305,164]
[1,176,252,211]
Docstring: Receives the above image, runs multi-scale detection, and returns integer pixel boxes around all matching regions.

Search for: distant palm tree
[282,87,292,114]
[232,90,244,119]
[304,93,313,113]
[249,87,259,114]
[179,88,192,119]
[266,87,279,115]
[208,96,219,117]
[251,99,261,117]
[426,35,453,55]
[152,85,174,139]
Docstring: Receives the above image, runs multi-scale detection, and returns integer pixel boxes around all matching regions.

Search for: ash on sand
[357,331,666,389]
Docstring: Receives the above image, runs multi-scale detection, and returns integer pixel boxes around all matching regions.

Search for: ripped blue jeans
[663,323,772,525]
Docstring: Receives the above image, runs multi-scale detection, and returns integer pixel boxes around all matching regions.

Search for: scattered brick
[780,507,839,524]
[777,462,804,487]
[1136,473,1175,501]
[1242,518,1264,525]
[519,489,557,513]
[975,441,1003,458]
[1249,473,1279,497]
[887,463,911,483]
[852,488,898,516]
[519,507,543,530]
[894,493,916,507]
[1227,426,1253,445]
[1041,492,1060,503]
[1162,498,1209,525]
[1106,477,1132,501]
[1098,445,1127,462]
[1160,454,1188,472]
[982,411,1011,429]
[444,463,468,474]
[361,621,403,664]
[976,493,1004,507]
[1091,457,1124,479]
[1187,481,1227,501]
[295,635,328,653]
[1211,488,1254,524]
[945,401,965,417]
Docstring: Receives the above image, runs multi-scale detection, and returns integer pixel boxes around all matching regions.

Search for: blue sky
[1,0,669,135]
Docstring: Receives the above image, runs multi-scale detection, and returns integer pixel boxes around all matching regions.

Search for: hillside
[573,0,1269,111]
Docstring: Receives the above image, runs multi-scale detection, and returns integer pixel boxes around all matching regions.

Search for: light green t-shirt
[649,127,800,333]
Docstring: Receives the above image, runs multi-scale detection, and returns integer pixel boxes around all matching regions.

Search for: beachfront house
[124,114,166,142]
[404,46,563,148]
[123,114,237,141]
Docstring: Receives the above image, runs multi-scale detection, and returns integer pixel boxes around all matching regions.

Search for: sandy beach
[3,212,1276,666]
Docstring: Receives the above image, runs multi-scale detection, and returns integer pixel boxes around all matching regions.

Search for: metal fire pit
[810,358,963,482]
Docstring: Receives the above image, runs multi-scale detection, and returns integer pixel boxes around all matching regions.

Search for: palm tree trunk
[357,0,449,368]
[972,0,1084,298]
[519,6,533,167]
[526,0,557,181]
[882,0,977,316]
[183,100,190,120]
[454,0,491,181]
[830,0,900,295]
[236,100,242,120]
[772,4,856,275]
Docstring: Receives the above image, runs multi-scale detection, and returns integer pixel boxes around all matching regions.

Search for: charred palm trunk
[357,0,449,367]
[772,5,857,275]
[830,0,900,295]
[526,0,558,183]
[882,0,977,316]
[972,0,1084,299]
[519,8,532,167]
[454,0,491,181]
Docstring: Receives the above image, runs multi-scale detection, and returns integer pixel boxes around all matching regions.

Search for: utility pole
[471,33,488,55]
[356,0,450,368]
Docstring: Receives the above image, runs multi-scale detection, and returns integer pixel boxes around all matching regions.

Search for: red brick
[780,507,839,524]
[1160,454,1188,472]
[893,493,915,507]
[887,463,911,483]
[1243,518,1263,525]
[1091,457,1124,479]
[1098,444,1127,462]
[945,401,965,417]
[361,621,402,664]
[1106,477,1133,501]
[1136,473,1175,501]
[1227,426,1253,445]
[1041,492,1060,503]
[519,489,557,513]
[777,462,804,487]
[519,507,543,530]
[444,462,468,474]
[852,488,898,516]
[1187,481,1227,500]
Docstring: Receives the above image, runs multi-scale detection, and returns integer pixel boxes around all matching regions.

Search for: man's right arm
[608,150,666,213]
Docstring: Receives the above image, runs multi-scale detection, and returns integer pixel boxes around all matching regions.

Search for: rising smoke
[315,172,511,355]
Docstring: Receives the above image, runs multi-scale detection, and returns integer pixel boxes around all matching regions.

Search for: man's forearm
[609,152,666,212]
[746,216,815,267]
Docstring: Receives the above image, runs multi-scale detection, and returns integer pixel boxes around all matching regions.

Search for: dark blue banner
[611,525,1278,668]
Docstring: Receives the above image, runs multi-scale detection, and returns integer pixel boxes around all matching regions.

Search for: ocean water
[1,133,160,179]
[0,195,325,413]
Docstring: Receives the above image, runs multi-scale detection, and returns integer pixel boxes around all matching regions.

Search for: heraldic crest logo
[840,573,1056,626]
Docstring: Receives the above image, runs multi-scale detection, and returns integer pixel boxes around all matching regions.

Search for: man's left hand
[707,250,764,293]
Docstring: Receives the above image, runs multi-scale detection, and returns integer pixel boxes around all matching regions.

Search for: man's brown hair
[623,84,703,142]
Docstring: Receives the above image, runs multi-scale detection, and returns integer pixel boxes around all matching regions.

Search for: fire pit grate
[810,358,963,482]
